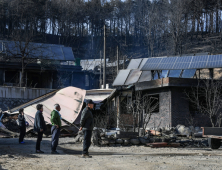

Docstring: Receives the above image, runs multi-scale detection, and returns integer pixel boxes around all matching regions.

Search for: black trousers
[19,126,26,143]
[36,132,43,150]
[83,130,92,155]
[51,126,60,151]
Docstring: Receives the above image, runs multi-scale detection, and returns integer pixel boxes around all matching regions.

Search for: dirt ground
[0,138,222,170]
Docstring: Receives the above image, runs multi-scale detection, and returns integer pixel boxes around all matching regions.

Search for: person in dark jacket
[79,99,94,158]
[50,104,62,154]
[34,104,46,153]
[18,108,26,144]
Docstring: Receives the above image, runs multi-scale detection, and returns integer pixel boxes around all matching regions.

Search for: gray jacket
[34,110,46,132]
[80,107,94,131]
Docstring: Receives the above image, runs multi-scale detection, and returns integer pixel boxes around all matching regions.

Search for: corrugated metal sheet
[85,89,113,103]
[9,87,86,131]
[85,94,110,103]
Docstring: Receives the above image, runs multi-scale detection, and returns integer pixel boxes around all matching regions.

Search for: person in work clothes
[34,104,46,153]
[18,108,26,144]
[50,104,62,154]
[79,99,94,158]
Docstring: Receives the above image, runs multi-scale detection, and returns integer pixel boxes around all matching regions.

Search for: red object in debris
[146,142,180,148]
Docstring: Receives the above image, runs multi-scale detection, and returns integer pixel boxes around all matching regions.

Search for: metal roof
[9,87,86,130]
[85,89,114,103]
[0,40,75,61]
[141,55,222,71]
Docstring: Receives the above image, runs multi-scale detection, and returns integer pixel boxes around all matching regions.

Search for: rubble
[130,139,140,145]
[0,112,19,133]
[73,125,209,148]
[146,142,180,148]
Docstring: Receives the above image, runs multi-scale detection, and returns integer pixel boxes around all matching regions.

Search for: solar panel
[153,71,159,80]
[181,69,196,78]
[124,69,142,85]
[192,55,208,62]
[168,70,182,77]
[127,59,143,69]
[159,70,169,78]
[141,57,163,70]
[158,63,175,70]
[207,55,222,68]
[190,61,207,69]
[161,57,177,63]
[139,58,148,69]
[176,57,192,63]
[138,71,152,82]
[173,62,190,69]
[141,55,222,71]
[207,61,221,68]
[112,70,131,86]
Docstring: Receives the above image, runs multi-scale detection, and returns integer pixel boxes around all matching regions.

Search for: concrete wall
[0,86,54,111]
[143,86,211,128]
[143,87,171,129]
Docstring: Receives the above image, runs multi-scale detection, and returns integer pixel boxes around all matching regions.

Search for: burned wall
[143,87,171,129]
[170,87,211,127]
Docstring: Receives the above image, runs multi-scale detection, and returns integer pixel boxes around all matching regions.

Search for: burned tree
[186,79,222,127]
[124,91,159,132]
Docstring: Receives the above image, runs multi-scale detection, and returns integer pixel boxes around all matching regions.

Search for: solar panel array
[141,55,222,71]
[113,57,198,86]
[0,40,75,61]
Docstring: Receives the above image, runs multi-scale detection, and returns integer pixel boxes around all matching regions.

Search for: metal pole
[117,46,119,75]
[100,50,102,88]
[103,24,106,89]
[123,55,125,69]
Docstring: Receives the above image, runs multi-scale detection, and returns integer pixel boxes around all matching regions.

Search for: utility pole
[100,50,102,88]
[117,45,119,75]
[123,55,125,69]
[103,24,106,89]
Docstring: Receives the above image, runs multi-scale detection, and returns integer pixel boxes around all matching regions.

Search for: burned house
[0,40,98,90]
[105,55,222,129]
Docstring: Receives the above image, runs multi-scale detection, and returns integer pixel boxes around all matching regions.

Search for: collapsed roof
[4,87,114,132]
[7,87,86,131]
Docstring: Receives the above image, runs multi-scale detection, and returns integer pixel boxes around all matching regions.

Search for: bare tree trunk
[21,58,25,87]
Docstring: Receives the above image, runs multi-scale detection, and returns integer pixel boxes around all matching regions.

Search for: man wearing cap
[79,99,94,158]
[50,104,62,154]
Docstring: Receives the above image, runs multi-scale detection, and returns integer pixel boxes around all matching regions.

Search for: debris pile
[74,125,207,148]
[1,114,19,133]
